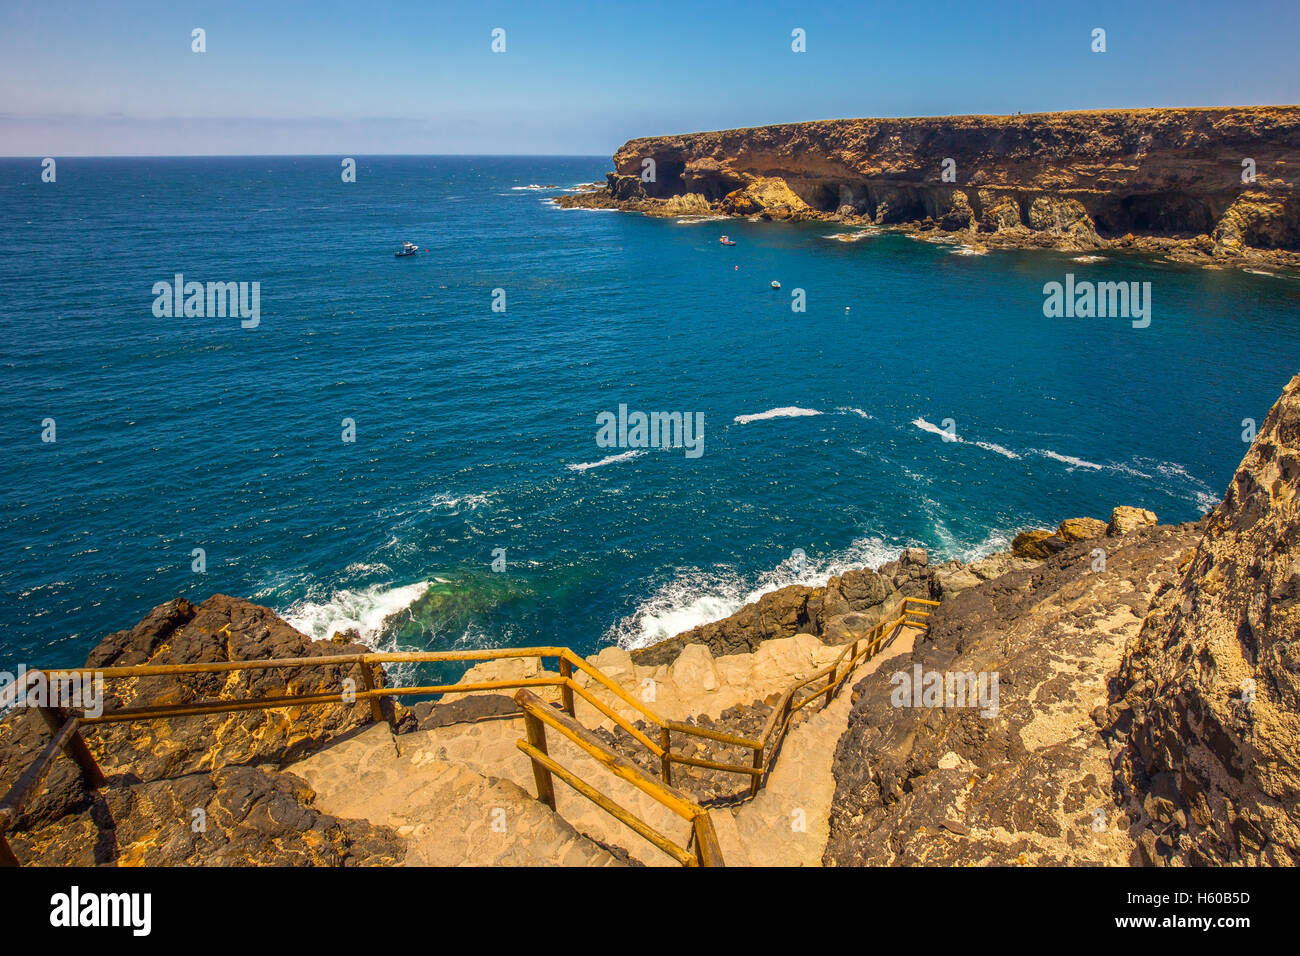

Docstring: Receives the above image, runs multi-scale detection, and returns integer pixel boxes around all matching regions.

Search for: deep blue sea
[2,156,1298,673]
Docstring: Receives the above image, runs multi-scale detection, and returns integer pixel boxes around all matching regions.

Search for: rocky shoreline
[557,107,1300,273]
[631,505,1161,669]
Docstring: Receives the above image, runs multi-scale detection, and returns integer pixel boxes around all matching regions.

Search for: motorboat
[395,241,419,257]
[719,235,736,245]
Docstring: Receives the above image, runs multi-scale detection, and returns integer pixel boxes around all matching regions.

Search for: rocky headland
[558,107,1300,271]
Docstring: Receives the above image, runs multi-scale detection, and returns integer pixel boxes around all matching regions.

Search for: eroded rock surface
[823,523,1202,865]
[0,594,399,865]
[558,107,1300,270]
[1111,371,1300,865]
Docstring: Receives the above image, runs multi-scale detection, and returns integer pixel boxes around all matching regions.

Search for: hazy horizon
[4,0,1300,157]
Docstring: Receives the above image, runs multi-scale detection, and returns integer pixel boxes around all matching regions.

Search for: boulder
[966,552,1039,580]
[1107,506,1158,536]
[591,646,635,682]
[1058,517,1108,542]
[932,564,983,599]
[669,643,718,693]
[1011,529,1055,559]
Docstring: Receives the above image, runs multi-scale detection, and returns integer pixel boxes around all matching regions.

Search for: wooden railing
[0,596,937,867]
[514,689,723,866]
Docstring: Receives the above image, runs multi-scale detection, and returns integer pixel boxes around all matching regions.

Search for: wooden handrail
[2,596,935,866]
[514,689,720,867]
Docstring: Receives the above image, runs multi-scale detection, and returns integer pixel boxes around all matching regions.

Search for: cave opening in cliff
[1095,193,1217,238]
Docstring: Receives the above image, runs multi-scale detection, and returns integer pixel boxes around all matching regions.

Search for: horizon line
[0,152,613,160]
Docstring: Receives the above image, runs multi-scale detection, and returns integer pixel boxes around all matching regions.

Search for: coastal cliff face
[561,107,1300,266]
[1111,370,1300,865]
[823,370,1300,867]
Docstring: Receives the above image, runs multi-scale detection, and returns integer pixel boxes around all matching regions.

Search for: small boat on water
[770,280,781,289]
[719,235,736,246]
[395,241,419,257]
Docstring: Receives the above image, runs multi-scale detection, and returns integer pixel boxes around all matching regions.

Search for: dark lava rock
[1112,370,1300,866]
[7,764,403,866]
[823,523,1203,866]
[0,594,394,865]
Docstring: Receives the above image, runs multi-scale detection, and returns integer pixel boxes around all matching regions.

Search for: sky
[2,0,1299,156]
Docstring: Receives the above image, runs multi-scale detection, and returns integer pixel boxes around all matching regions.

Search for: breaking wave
[605,537,903,651]
[567,449,645,472]
[281,580,431,647]
[734,406,822,425]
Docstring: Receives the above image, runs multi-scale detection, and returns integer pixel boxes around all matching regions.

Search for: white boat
[395,241,419,257]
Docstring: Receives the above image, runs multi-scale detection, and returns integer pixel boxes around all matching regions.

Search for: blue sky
[2,0,1299,155]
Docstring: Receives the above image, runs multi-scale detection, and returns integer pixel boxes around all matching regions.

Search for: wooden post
[692,813,725,867]
[749,744,763,797]
[659,727,672,785]
[35,708,104,789]
[522,710,556,811]
[558,658,576,717]
[359,662,385,723]
[0,834,18,868]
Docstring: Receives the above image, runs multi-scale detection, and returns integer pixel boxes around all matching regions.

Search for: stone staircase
[285,627,920,866]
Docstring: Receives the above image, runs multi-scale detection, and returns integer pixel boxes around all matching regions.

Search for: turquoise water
[2,156,1298,670]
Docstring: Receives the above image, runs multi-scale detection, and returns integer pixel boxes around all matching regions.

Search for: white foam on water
[734,406,823,425]
[281,580,431,646]
[606,537,903,651]
[567,449,645,472]
[912,417,950,438]
[912,418,1018,458]
[838,406,873,419]
[1028,448,1105,470]
[973,440,1020,459]
[429,491,494,511]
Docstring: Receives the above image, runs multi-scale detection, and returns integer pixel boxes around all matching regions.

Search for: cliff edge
[560,107,1300,268]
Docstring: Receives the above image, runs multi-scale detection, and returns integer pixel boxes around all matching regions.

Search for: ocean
[2,155,1297,673]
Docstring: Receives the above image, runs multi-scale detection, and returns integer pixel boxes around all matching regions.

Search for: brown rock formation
[630,550,930,666]
[558,107,1300,269]
[824,370,1300,867]
[1111,371,1300,865]
[0,595,403,865]
[824,521,1204,866]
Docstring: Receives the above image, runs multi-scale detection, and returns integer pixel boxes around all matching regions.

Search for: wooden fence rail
[0,597,936,867]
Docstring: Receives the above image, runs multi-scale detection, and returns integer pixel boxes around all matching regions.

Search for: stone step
[288,626,922,867]
[723,628,921,866]
[288,723,622,866]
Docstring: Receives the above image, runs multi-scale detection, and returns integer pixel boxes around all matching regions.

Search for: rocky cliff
[1111,370,1300,865]
[823,370,1300,866]
[559,107,1300,268]
[0,595,404,865]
